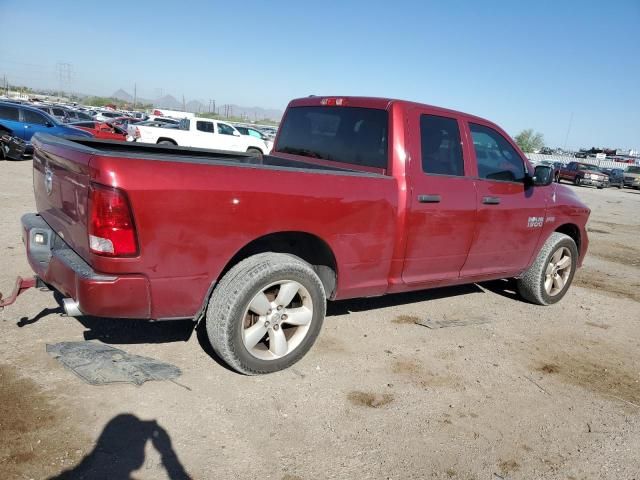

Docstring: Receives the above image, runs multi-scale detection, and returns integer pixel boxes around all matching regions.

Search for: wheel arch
[194,231,338,322]
[555,223,581,251]
[156,137,177,145]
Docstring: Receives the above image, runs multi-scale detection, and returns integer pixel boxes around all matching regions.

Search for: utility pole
[133,83,137,109]
[563,111,574,151]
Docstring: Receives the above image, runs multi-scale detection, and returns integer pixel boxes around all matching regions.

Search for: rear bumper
[1,135,32,160]
[22,213,151,318]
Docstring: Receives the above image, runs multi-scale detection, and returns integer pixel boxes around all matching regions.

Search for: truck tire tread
[516,232,578,306]
[205,253,326,375]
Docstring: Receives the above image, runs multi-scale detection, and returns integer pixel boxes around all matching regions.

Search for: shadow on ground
[49,413,192,480]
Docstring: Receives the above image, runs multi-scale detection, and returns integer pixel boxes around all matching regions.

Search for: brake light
[88,183,138,256]
[320,97,347,106]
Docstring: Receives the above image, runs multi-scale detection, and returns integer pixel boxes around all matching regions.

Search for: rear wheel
[205,253,326,374]
[246,148,262,157]
[574,177,581,186]
[517,232,578,305]
[158,140,175,145]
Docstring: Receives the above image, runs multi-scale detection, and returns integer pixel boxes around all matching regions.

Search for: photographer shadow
[49,413,192,480]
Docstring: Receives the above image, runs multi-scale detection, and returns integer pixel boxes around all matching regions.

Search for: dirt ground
[1,159,639,480]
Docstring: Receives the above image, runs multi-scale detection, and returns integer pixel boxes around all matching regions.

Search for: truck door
[216,122,243,151]
[460,121,547,276]
[193,120,216,148]
[402,110,477,284]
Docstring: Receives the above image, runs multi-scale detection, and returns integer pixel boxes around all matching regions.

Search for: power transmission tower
[56,62,72,99]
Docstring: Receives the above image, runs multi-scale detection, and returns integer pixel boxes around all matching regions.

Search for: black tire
[246,147,262,157]
[516,232,578,306]
[617,185,622,189]
[205,253,326,375]
[574,176,581,186]
[597,186,603,190]
[157,140,176,145]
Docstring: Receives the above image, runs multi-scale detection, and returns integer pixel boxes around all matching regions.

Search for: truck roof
[288,96,495,126]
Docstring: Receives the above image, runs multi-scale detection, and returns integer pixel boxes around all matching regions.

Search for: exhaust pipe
[62,298,83,317]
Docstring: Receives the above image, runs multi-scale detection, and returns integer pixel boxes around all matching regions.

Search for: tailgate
[32,134,94,262]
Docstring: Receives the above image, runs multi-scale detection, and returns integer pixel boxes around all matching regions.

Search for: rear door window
[420,114,464,176]
[0,105,20,121]
[196,121,214,133]
[275,106,388,169]
[469,123,525,182]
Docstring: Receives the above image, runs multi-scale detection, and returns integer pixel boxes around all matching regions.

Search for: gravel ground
[1,160,639,480]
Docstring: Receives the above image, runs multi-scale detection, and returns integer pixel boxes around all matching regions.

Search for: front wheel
[205,253,326,374]
[574,177,582,186]
[516,232,578,305]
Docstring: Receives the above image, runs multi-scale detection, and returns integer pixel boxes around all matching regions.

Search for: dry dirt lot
[1,160,639,480]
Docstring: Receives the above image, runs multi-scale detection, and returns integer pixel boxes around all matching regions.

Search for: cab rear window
[275,106,388,169]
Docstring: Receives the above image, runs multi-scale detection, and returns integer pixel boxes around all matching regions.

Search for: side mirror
[532,165,554,186]
[45,121,54,128]
[233,130,241,137]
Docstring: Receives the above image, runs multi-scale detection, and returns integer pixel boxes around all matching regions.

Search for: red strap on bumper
[0,276,37,309]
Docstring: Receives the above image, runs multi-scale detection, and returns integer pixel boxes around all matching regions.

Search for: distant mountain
[111,89,133,102]
[110,89,282,120]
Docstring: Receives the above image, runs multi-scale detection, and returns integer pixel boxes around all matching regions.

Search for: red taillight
[88,183,138,257]
[320,97,347,106]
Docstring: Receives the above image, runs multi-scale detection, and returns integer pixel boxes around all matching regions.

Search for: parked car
[574,151,588,159]
[94,110,124,122]
[68,121,127,140]
[235,125,274,153]
[0,101,93,147]
[110,117,142,131]
[0,126,31,160]
[4,95,590,375]
[623,165,640,189]
[601,168,624,188]
[145,116,180,125]
[128,117,270,155]
[557,161,608,188]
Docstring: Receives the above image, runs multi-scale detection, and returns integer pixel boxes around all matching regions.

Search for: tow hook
[0,276,38,310]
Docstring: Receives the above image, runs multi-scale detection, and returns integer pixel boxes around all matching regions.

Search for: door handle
[418,194,441,203]
[482,196,501,205]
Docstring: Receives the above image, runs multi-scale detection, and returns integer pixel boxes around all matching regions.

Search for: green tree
[514,129,545,153]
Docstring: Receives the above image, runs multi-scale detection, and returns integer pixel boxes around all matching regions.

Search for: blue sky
[0,0,638,149]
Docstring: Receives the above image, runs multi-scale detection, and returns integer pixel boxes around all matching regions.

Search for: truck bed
[50,135,371,175]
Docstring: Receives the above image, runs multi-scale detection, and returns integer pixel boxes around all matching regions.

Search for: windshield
[275,106,388,169]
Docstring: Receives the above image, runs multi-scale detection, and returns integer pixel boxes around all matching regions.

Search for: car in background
[68,121,127,140]
[623,165,640,189]
[110,116,143,131]
[0,101,93,147]
[602,168,624,188]
[36,105,94,123]
[574,151,588,159]
[94,110,124,122]
[557,161,608,189]
[0,127,31,160]
[235,125,274,152]
[146,115,180,125]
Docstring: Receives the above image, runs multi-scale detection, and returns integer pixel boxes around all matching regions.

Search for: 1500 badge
[527,216,544,228]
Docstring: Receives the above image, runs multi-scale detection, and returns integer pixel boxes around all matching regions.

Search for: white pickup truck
[127,117,271,155]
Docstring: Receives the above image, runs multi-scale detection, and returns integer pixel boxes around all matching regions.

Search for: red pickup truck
[6,96,590,374]
[557,161,609,188]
